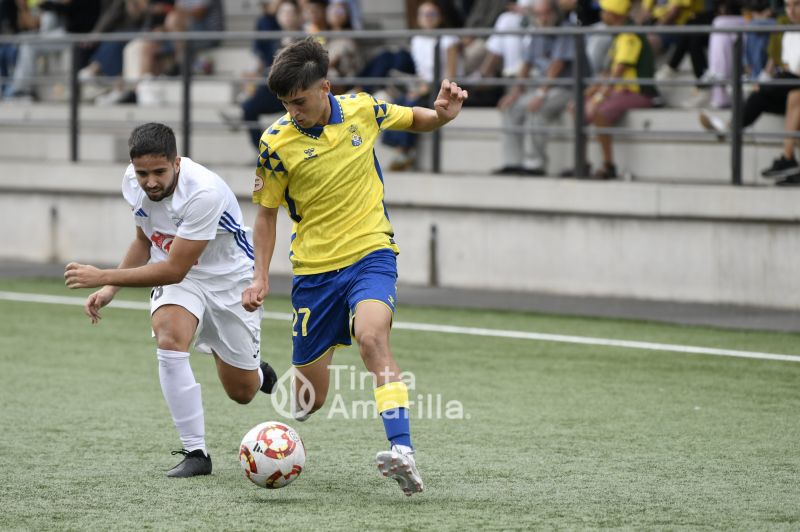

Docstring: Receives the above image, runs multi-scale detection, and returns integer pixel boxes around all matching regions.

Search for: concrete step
[0,100,787,183]
[0,125,779,185]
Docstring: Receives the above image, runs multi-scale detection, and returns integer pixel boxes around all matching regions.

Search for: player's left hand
[64,262,105,289]
[434,79,468,123]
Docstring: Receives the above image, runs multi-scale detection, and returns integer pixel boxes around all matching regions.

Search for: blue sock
[380,407,412,448]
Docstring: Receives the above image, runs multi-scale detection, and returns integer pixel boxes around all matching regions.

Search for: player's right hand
[85,287,115,325]
[242,278,269,312]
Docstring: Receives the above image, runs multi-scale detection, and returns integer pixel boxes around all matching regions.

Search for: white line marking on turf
[1,290,798,364]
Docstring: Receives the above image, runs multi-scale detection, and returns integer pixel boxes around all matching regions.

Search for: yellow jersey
[253,92,414,275]
[643,0,705,25]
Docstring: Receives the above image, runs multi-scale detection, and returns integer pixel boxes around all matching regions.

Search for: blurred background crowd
[0,0,797,182]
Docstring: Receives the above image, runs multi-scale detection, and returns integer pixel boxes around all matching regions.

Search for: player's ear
[174,156,181,172]
[321,79,331,95]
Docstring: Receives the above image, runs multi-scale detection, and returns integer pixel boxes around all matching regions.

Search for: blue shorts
[290,249,398,367]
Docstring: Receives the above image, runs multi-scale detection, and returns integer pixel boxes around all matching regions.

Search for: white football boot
[376,445,424,496]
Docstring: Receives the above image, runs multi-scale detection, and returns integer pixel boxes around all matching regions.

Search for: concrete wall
[1,163,798,309]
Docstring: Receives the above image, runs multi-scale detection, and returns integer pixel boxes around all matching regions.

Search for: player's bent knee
[226,384,258,405]
[356,331,387,356]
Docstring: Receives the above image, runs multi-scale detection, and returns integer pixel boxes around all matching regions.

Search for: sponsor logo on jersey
[150,231,175,253]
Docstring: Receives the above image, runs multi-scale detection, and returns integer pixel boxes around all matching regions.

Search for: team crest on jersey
[254,175,264,192]
[303,148,317,160]
[349,125,362,147]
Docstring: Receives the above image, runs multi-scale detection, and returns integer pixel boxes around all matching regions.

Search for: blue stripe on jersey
[220,212,254,251]
[284,188,301,223]
[373,150,391,222]
[218,212,255,259]
[218,217,254,253]
[221,227,254,259]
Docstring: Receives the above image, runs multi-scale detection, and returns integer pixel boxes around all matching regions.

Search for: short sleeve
[371,95,414,131]
[253,137,289,208]
[612,33,642,66]
[177,188,225,241]
[552,33,576,62]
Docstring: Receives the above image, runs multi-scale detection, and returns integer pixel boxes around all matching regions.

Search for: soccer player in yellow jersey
[241,37,467,496]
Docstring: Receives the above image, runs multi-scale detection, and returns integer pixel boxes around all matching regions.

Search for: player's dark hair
[128,122,178,160]
[267,37,329,97]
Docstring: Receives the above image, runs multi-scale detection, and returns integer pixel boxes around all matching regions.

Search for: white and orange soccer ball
[239,421,306,489]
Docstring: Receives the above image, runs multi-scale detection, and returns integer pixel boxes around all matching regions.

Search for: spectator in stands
[333,0,362,29]
[661,3,715,107]
[325,0,363,81]
[163,0,224,67]
[4,0,101,100]
[566,0,657,179]
[220,0,304,151]
[639,0,706,85]
[458,0,507,82]
[405,0,464,29]
[558,0,608,75]
[76,0,149,88]
[493,0,577,176]
[744,0,778,79]
[134,0,223,79]
[0,0,22,96]
[700,0,800,185]
[302,0,329,34]
[695,0,743,109]
[466,0,533,108]
[90,0,174,105]
[383,0,464,170]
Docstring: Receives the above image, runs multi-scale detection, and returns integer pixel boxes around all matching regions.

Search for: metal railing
[1,24,800,184]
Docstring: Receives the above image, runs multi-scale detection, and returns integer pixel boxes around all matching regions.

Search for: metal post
[572,33,586,178]
[182,40,193,157]
[429,224,439,287]
[730,32,743,186]
[431,38,441,173]
[69,44,80,162]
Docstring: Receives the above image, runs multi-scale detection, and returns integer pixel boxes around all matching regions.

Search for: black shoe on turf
[166,449,212,478]
[761,156,799,178]
[260,361,278,394]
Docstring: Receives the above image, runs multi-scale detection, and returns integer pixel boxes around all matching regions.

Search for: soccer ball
[239,421,306,489]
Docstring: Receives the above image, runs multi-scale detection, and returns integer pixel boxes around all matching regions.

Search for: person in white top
[383,1,463,170]
[64,123,278,478]
[699,0,800,185]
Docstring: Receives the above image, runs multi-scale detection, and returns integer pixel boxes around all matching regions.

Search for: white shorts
[149,276,262,370]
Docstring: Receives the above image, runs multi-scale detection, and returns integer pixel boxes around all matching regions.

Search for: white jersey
[122,157,254,287]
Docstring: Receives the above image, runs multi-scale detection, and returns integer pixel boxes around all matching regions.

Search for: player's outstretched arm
[408,79,469,133]
[68,227,152,324]
[65,232,207,290]
[243,205,279,312]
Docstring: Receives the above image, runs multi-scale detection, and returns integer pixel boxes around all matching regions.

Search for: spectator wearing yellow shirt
[639,0,709,85]
[570,0,658,179]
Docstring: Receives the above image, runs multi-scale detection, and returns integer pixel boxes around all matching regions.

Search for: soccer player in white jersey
[64,123,278,478]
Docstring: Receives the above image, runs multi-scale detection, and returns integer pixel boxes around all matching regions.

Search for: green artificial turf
[0,279,798,530]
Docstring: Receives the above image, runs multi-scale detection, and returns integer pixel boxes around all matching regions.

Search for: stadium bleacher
[0,2,796,310]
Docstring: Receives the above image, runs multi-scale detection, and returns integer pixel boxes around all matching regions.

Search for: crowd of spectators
[0,0,797,183]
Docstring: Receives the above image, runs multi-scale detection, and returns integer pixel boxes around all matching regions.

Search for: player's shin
[156,349,206,454]
[374,381,412,450]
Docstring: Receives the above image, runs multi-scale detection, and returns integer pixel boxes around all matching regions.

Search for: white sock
[156,349,206,454]
[258,365,264,388]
